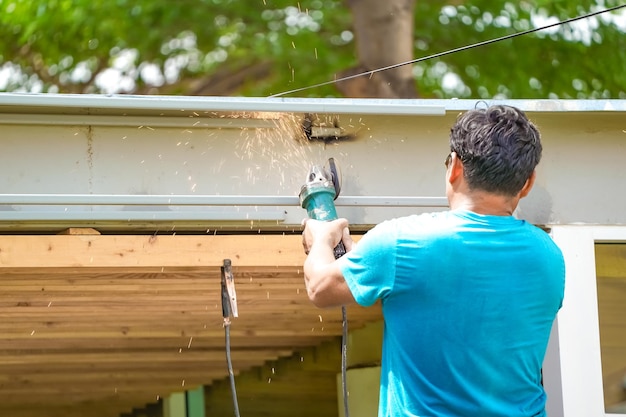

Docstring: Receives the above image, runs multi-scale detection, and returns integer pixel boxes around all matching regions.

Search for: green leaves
[411,0,626,99]
[0,0,624,98]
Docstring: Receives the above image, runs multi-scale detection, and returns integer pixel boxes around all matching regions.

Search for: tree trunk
[338,0,417,98]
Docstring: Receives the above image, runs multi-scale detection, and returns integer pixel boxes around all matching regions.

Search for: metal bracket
[221,259,238,319]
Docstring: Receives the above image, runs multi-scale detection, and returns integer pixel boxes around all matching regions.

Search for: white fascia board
[0,93,445,116]
[1,93,624,117]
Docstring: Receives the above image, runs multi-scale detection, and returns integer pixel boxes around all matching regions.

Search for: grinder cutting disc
[327,157,341,200]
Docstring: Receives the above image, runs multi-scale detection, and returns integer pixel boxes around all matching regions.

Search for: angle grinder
[298,157,346,259]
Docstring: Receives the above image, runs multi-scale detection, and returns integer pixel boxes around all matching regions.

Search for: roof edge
[0,93,624,116]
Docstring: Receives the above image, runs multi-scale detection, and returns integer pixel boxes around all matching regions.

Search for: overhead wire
[269,4,626,98]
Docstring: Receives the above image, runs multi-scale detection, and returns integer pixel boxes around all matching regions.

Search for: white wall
[1,97,625,230]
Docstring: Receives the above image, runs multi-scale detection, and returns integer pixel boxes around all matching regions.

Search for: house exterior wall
[1,95,624,231]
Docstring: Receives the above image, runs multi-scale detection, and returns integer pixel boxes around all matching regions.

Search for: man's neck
[449,191,519,216]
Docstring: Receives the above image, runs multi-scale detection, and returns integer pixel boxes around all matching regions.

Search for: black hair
[449,105,542,196]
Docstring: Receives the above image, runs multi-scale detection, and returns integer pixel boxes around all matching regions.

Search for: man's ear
[447,152,463,184]
[519,170,537,198]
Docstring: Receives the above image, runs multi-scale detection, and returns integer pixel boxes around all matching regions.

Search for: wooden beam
[0,372,223,388]
[0,400,152,417]
[0,334,345,350]
[0,234,306,268]
[0,265,305,276]
[0,350,293,366]
[0,385,182,404]
[0,327,350,339]
[57,227,101,235]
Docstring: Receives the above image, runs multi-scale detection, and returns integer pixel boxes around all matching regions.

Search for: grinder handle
[334,241,346,259]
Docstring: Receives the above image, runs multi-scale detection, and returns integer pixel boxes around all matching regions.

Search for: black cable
[270,4,626,98]
[341,305,349,417]
[221,262,241,417]
[224,321,241,417]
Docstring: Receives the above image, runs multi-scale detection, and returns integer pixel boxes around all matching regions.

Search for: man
[301,105,565,417]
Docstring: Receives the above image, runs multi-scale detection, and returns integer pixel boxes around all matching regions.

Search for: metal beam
[0,194,448,207]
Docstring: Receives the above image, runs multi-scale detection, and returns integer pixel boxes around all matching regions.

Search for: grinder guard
[299,158,341,221]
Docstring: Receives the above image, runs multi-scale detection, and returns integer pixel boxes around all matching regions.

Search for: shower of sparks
[122,110,345,230]
[231,112,320,189]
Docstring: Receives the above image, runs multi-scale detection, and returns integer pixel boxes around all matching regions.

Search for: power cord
[221,259,241,417]
[270,4,626,98]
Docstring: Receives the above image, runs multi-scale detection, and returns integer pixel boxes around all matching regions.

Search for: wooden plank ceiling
[0,231,382,417]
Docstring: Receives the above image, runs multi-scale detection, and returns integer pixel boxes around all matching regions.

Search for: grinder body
[299,159,346,259]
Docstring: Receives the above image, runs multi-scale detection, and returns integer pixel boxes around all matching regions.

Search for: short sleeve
[337,221,397,306]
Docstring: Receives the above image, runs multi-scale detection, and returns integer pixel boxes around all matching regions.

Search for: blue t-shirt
[338,210,565,417]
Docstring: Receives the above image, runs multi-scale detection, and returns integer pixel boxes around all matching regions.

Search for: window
[545,227,626,417]
[595,243,626,413]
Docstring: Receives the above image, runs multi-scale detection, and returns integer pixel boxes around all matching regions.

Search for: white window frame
[544,226,626,417]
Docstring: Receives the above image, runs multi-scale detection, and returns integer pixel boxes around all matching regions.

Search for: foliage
[414,0,626,99]
[0,0,624,98]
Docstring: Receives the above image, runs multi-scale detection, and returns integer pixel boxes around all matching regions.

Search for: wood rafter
[0,233,381,417]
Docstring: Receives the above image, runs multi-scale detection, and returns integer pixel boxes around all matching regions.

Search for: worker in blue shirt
[301,105,565,417]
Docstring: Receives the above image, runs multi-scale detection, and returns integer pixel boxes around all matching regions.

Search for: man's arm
[302,218,357,308]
